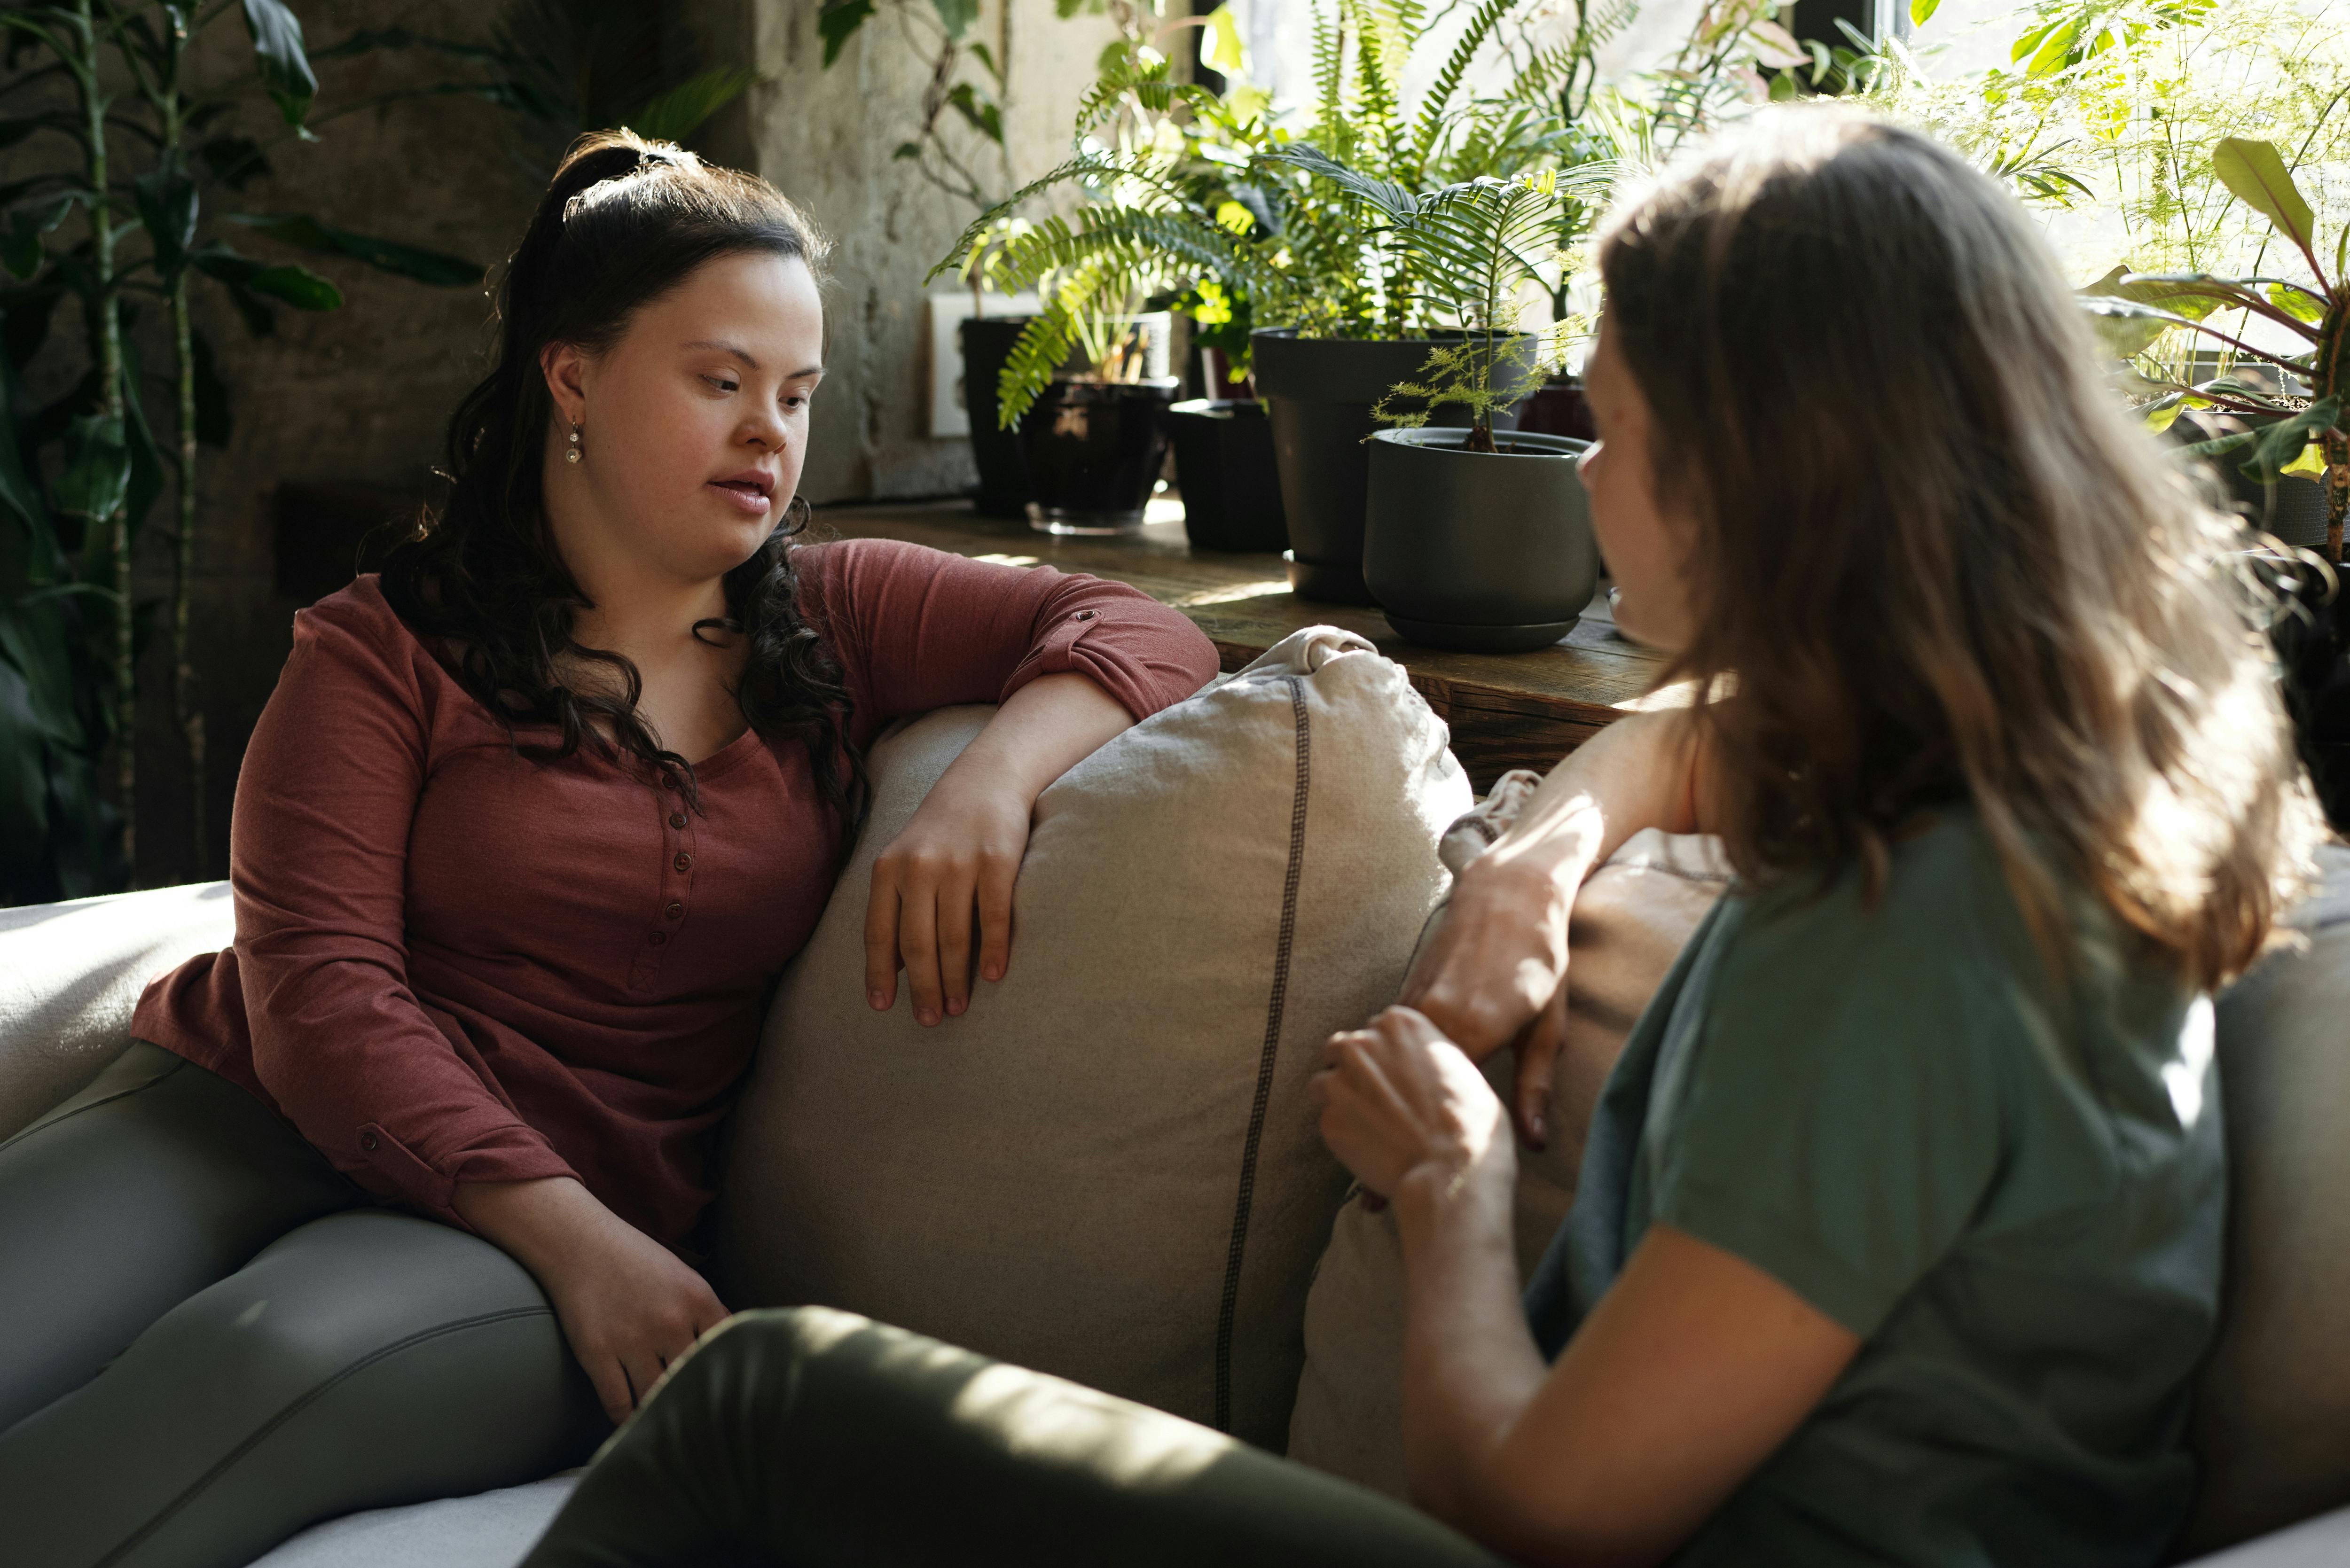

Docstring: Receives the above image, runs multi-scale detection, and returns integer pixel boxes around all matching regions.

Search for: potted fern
[1246,1,1616,602]
[934,0,1615,593]
[1352,171,1604,652]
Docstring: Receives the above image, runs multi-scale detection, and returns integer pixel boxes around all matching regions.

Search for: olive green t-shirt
[1524,808,2222,1568]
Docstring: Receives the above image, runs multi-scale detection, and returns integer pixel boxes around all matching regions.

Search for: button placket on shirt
[632,775,696,990]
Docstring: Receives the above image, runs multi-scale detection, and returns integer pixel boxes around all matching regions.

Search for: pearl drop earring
[565,422,582,464]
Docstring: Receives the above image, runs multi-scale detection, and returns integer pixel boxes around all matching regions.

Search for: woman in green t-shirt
[519,108,2323,1568]
[1331,106,2326,1565]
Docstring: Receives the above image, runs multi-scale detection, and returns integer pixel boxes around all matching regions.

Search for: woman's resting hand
[864,773,1032,1027]
[863,671,1134,1027]
[1311,1006,1516,1211]
[454,1177,730,1426]
[1399,855,1576,1148]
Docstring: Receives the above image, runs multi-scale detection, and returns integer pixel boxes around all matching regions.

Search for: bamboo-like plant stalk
[70,0,134,877]
[157,7,205,874]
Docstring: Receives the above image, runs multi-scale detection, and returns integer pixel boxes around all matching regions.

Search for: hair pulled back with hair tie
[380,128,865,835]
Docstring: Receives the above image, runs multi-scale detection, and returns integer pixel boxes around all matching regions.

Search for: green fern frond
[1408,0,1517,180]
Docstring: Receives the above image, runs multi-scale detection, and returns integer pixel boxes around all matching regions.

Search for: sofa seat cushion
[717,626,1472,1451]
[245,1474,576,1568]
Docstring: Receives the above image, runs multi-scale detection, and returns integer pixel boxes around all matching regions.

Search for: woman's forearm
[936,671,1135,808]
[1394,1165,1553,1529]
[1480,708,1705,887]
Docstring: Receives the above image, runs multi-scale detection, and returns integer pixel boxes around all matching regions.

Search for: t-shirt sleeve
[797,537,1220,728]
[229,594,578,1225]
[1649,884,2013,1337]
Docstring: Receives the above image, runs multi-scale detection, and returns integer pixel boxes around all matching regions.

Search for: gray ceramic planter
[1363,428,1602,653]
[1251,329,1538,605]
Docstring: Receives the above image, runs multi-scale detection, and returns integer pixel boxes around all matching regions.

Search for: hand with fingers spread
[863,776,1031,1026]
[1310,1006,1516,1215]
[453,1176,730,1426]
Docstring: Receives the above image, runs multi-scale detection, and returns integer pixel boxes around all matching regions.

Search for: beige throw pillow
[1286,776,1729,1495]
[716,626,1473,1451]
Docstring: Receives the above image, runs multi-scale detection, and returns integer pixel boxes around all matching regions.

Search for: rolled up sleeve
[798,537,1218,729]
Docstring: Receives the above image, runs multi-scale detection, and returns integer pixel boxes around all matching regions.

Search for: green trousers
[523,1306,1512,1568]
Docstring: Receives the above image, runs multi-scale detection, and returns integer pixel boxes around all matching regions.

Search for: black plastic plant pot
[1517,376,1596,443]
[1017,377,1183,536]
[1363,428,1602,654]
[1168,399,1287,553]
[1251,328,1539,604]
[960,316,1036,519]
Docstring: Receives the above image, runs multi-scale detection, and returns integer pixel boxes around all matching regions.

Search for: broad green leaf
[224,214,479,288]
[2238,397,2341,484]
[2078,294,2195,359]
[2266,281,2326,324]
[818,0,877,68]
[239,0,317,128]
[945,83,1003,147]
[893,141,923,161]
[52,414,128,524]
[2212,139,2315,257]
[2140,393,2200,434]
[2026,18,2081,75]
[929,0,979,39]
[629,68,757,144]
[1203,5,1246,76]
[191,243,343,309]
[245,265,340,310]
[3,191,80,281]
[2281,443,2326,479]
[1911,0,1940,23]
[133,155,198,280]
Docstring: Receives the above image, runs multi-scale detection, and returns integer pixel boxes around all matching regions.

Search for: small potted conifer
[1359,171,1604,652]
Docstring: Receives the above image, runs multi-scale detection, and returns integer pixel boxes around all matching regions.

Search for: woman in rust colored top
[0,131,1214,1568]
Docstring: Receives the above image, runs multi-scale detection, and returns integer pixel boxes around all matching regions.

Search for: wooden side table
[816,499,1670,792]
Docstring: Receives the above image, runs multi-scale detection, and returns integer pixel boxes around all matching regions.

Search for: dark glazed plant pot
[1363,428,1602,653]
[1517,376,1596,442]
[1251,328,1538,604]
[1016,377,1182,535]
[1168,399,1287,553]
[960,315,1036,519]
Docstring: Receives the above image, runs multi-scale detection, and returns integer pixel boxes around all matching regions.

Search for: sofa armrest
[0,882,235,1139]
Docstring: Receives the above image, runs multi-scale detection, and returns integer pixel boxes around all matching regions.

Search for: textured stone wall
[721,0,1121,503]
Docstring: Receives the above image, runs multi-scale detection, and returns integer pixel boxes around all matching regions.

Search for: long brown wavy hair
[1598,108,2324,989]
[382,129,866,829]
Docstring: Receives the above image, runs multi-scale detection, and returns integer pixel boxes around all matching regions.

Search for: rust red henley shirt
[133,538,1218,1249]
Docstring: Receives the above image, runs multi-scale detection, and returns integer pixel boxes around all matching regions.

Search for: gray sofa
[5,842,2349,1567]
